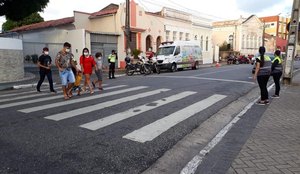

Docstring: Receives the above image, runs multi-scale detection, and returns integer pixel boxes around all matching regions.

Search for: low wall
[0,38,24,82]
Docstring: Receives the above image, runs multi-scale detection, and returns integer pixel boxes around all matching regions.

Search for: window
[157,46,175,56]
[179,32,183,40]
[166,31,170,41]
[185,33,189,41]
[173,31,177,41]
[174,46,180,55]
[205,36,209,51]
[200,36,203,51]
[242,35,245,49]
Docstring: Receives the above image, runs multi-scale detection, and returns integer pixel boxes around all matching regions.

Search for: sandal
[64,95,69,100]
[90,91,94,94]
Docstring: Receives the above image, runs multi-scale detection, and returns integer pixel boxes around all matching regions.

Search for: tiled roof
[89,4,119,19]
[10,17,74,32]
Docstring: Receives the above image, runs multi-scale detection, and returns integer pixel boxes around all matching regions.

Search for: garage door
[90,34,118,67]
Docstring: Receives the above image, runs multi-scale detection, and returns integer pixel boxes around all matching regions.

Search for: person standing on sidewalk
[80,48,97,94]
[36,47,56,93]
[253,46,272,105]
[55,42,79,100]
[92,52,105,90]
[108,50,118,79]
[271,50,283,98]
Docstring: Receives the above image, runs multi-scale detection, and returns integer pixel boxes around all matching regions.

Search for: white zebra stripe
[17,85,141,113]
[0,85,127,109]
[123,94,227,143]
[44,88,170,121]
[80,91,197,131]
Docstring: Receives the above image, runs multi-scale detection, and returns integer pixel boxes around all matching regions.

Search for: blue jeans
[59,69,75,86]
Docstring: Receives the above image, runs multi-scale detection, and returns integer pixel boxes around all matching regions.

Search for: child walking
[92,52,104,90]
[72,71,82,96]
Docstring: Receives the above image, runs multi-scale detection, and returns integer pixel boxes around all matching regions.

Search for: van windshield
[157,46,175,56]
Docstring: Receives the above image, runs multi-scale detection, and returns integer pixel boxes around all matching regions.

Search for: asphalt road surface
[0,63,290,174]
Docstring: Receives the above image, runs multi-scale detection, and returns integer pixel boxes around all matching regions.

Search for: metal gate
[90,33,118,67]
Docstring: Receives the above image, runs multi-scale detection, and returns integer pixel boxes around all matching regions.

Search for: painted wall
[0,38,24,82]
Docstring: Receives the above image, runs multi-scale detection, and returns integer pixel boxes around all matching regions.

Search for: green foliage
[219,41,230,51]
[0,0,49,21]
[132,49,141,59]
[2,13,44,31]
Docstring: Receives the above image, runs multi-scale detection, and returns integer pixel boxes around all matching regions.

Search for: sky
[0,0,293,31]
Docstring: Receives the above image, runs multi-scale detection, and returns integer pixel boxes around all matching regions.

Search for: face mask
[44,51,49,55]
[65,48,70,53]
[97,56,102,59]
[84,52,89,56]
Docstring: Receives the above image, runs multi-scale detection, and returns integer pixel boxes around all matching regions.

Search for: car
[251,52,275,74]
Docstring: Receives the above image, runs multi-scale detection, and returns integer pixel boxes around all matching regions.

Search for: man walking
[108,50,117,79]
[55,42,79,100]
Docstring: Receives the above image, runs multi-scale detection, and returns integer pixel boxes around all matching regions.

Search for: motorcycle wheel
[143,65,151,75]
[126,66,134,76]
[154,64,160,74]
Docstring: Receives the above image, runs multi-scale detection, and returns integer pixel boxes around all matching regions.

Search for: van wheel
[170,63,177,72]
[192,61,199,70]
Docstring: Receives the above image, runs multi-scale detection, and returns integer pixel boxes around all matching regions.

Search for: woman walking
[253,46,272,105]
[80,48,97,94]
[271,50,283,98]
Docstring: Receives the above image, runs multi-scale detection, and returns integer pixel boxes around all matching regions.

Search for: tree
[2,12,44,32]
[219,41,230,51]
[0,0,49,21]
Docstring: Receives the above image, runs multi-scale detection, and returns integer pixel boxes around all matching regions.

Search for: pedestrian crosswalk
[0,84,227,143]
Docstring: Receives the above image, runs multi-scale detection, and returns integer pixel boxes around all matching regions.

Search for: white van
[155,41,202,72]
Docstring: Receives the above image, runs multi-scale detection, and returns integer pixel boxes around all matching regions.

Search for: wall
[0,38,24,82]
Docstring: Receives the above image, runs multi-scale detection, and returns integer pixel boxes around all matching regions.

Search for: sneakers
[50,90,57,94]
[256,100,269,105]
[271,95,280,98]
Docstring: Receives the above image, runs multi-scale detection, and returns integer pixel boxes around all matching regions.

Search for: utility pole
[283,0,300,84]
[125,0,131,55]
[262,19,265,47]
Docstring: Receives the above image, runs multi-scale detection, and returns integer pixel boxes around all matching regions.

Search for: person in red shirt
[80,48,97,94]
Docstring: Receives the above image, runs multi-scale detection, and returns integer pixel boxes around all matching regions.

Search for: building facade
[260,15,290,52]
[212,15,264,56]
[1,0,214,67]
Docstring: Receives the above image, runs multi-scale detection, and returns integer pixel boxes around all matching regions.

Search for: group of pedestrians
[36,42,117,100]
[253,46,283,105]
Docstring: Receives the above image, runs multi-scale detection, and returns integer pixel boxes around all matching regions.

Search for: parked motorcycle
[147,57,160,74]
[125,56,151,76]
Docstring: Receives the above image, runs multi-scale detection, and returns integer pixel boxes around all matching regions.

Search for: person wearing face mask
[80,48,97,94]
[36,47,56,93]
[92,52,105,90]
[55,42,79,100]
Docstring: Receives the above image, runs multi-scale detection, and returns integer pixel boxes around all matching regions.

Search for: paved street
[0,62,299,174]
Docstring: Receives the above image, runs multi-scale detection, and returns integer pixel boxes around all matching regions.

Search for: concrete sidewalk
[227,73,300,174]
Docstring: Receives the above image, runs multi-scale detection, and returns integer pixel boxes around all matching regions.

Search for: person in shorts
[55,42,79,100]
[92,52,105,90]
[72,70,82,96]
